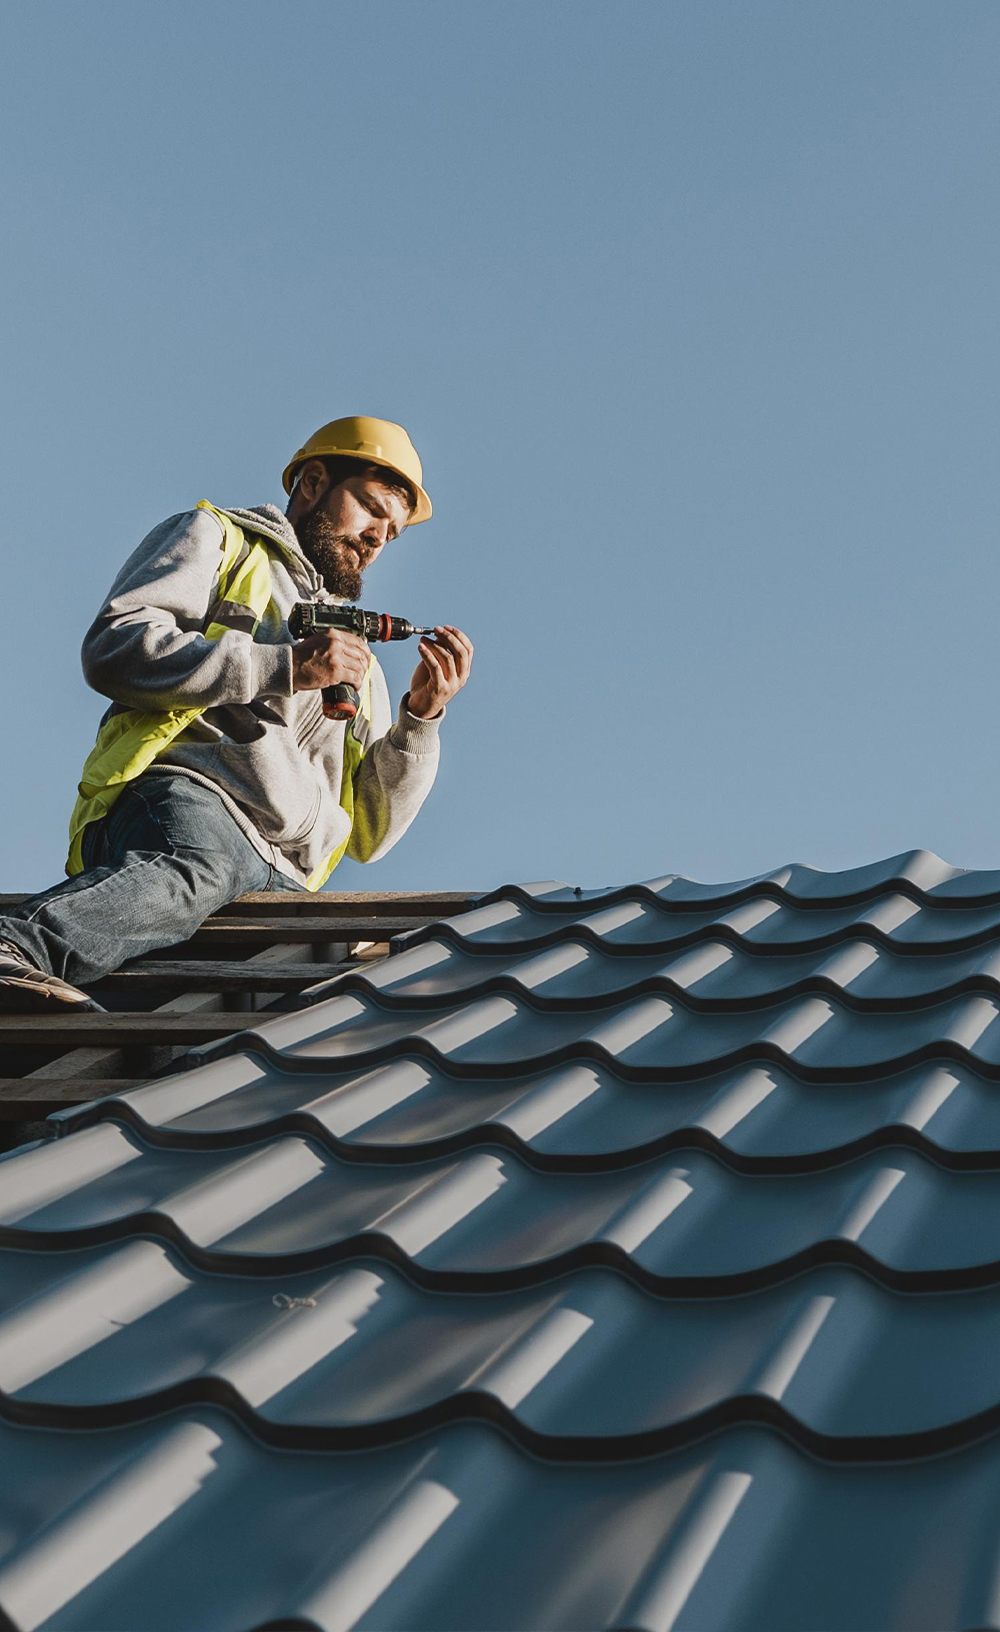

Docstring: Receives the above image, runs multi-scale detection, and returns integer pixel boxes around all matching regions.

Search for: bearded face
[294,503,370,599]
[290,466,411,598]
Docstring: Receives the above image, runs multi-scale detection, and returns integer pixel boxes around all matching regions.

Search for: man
[0,415,473,1011]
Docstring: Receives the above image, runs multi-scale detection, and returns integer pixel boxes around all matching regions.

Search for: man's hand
[291,629,370,694]
[407,626,474,719]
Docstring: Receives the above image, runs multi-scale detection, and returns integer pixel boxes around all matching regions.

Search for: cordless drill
[288,602,435,721]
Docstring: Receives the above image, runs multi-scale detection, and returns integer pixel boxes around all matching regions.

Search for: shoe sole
[0,979,106,1015]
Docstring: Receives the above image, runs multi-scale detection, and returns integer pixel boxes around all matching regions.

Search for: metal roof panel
[5,847,1000,1630]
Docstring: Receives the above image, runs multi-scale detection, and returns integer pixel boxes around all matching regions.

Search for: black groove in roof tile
[396,894,1000,957]
[6,1131,1000,1294]
[55,1056,1000,1173]
[477,849,1000,906]
[298,934,1000,1013]
[0,1412,997,1631]
[5,1250,1000,1461]
[184,986,1000,1085]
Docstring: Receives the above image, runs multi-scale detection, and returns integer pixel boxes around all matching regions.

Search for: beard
[294,505,368,600]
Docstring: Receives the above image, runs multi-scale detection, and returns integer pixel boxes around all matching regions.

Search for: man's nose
[361,519,389,547]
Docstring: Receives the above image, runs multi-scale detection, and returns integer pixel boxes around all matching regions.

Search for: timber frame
[0,890,472,1122]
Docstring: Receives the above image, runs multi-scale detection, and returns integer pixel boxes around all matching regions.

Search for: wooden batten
[0,890,471,1122]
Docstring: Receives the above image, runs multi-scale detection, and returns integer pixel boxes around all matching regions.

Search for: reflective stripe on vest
[66,501,372,891]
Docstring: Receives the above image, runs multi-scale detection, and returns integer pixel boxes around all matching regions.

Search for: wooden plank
[100,944,388,990]
[94,960,349,992]
[17,941,315,1088]
[221,891,470,914]
[0,1077,152,1115]
[0,942,337,1116]
[0,1077,159,1098]
[0,1014,260,1047]
[0,1079,177,1117]
[186,916,428,945]
[0,891,471,912]
[282,891,468,903]
[0,942,372,1114]
[0,892,415,1113]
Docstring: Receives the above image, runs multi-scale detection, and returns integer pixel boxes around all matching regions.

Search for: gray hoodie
[81,503,441,885]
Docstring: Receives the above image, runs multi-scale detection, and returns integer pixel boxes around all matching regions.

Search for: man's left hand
[407,626,474,719]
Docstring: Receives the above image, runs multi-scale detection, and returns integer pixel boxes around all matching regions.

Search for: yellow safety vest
[66,500,372,891]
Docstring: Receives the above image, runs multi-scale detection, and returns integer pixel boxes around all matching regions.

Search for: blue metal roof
[2,848,1000,1630]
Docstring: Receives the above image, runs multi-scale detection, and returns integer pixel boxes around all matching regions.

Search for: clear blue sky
[2,2,998,894]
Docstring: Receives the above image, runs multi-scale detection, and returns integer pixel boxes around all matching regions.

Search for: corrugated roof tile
[4,848,1000,1629]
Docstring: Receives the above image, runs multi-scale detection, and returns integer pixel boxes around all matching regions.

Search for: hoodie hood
[223,504,305,555]
[224,503,364,605]
[222,505,324,592]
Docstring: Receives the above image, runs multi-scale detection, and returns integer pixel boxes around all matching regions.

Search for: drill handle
[321,683,360,722]
[288,605,361,719]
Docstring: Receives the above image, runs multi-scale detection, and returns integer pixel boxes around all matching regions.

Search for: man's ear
[296,458,330,507]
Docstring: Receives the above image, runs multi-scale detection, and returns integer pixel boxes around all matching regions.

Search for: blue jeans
[0,771,307,987]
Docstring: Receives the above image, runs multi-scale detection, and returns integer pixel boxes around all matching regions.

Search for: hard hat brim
[281,450,432,525]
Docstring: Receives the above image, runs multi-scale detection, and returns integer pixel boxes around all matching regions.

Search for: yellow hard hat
[281,415,432,524]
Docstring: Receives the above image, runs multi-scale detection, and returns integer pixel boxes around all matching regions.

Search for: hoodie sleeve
[81,508,293,710]
[346,664,441,862]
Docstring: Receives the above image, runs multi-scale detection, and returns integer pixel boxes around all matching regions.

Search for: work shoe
[0,941,105,1014]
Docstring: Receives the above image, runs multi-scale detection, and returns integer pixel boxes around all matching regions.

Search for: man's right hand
[291,629,370,694]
